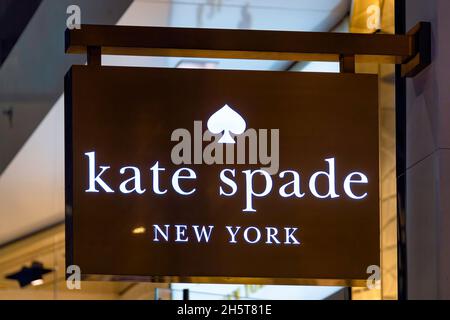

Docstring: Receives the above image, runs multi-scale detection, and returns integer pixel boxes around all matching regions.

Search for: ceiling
[0,0,351,245]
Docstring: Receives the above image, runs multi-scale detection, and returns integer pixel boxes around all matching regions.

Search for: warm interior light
[132,226,146,234]
[31,278,44,286]
[176,60,218,69]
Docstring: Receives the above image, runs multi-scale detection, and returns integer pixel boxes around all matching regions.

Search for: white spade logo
[207,104,246,144]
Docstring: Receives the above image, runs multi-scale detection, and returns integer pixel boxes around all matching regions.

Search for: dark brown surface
[65,65,380,283]
[401,22,432,77]
[65,24,415,63]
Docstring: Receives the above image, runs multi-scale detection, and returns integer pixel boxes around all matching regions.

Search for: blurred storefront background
[0,0,399,300]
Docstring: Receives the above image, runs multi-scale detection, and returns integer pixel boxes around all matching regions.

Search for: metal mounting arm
[65,22,431,78]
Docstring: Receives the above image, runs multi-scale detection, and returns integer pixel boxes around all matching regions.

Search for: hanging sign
[65,65,379,285]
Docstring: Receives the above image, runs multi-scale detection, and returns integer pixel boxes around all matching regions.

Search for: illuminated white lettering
[150,161,168,195]
[243,169,273,212]
[344,172,368,199]
[119,166,146,194]
[219,169,237,196]
[175,225,189,242]
[153,224,170,242]
[192,225,214,243]
[284,227,300,245]
[265,227,281,244]
[225,226,299,245]
[309,158,340,199]
[85,151,114,193]
[226,226,241,244]
[279,170,305,198]
[243,227,261,244]
[172,168,196,195]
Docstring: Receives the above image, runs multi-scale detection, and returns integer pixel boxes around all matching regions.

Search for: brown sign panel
[65,65,379,285]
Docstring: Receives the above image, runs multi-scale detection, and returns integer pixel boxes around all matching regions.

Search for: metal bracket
[66,22,432,78]
[401,22,432,77]
[339,55,355,73]
[87,46,101,66]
